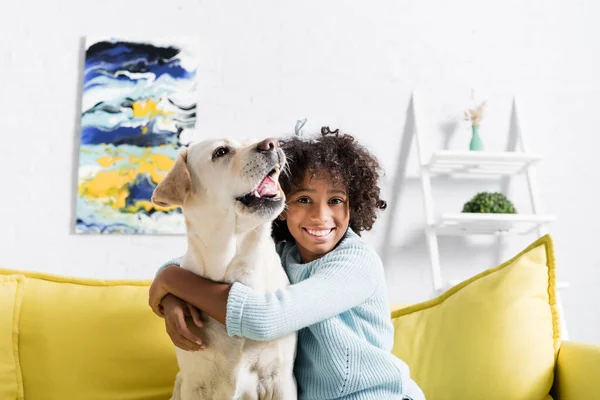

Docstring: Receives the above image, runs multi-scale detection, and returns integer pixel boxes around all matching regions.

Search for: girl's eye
[330,198,345,205]
[297,197,311,204]
[212,147,229,159]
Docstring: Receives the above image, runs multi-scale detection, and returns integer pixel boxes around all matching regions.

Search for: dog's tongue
[255,175,278,197]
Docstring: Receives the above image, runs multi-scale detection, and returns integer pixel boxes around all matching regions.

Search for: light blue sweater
[161,229,424,400]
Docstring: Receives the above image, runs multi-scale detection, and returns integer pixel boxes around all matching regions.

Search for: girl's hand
[148,264,230,326]
[162,294,206,352]
[149,265,178,316]
[149,276,169,317]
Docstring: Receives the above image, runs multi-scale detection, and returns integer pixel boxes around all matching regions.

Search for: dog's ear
[152,147,191,207]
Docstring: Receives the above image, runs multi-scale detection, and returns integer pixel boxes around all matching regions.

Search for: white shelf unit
[407,92,557,290]
[425,151,543,177]
[435,213,556,236]
[386,92,568,338]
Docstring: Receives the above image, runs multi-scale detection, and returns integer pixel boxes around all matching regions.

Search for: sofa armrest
[552,340,600,400]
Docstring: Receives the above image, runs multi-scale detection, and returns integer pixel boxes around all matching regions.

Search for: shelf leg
[412,91,444,291]
[420,169,443,291]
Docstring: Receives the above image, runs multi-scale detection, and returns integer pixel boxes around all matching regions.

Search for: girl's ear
[278,213,286,221]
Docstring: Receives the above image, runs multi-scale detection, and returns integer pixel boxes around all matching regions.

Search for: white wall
[1,0,598,344]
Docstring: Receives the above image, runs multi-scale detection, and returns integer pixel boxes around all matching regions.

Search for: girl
[149,128,425,400]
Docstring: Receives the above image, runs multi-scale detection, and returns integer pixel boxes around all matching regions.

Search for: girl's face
[282,172,350,263]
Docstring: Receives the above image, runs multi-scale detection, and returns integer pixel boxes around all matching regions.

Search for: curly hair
[272,126,387,243]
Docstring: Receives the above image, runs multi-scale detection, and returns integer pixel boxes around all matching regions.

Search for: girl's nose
[311,203,331,222]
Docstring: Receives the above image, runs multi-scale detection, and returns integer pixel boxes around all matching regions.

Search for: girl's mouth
[304,228,334,238]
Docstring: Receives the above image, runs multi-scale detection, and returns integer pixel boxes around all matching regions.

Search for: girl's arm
[153,242,381,341]
[226,244,381,340]
[153,265,230,324]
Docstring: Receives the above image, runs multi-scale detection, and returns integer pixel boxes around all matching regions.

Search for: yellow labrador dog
[152,137,297,399]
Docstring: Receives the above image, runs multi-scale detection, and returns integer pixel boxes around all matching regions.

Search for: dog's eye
[212,147,229,159]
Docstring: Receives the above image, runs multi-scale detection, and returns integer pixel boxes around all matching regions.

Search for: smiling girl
[149,128,425,399]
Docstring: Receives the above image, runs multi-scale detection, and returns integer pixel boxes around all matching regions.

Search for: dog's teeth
[253,190,261,198]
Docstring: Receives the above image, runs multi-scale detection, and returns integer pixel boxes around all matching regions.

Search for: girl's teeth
[308,229,331,237]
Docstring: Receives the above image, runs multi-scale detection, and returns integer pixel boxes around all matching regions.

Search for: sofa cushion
[391,234,560,400]
[0,274,25,400]
[0,268,178,400]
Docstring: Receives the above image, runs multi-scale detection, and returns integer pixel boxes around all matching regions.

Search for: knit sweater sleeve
[225,242,382,341]
[156,256,182,276]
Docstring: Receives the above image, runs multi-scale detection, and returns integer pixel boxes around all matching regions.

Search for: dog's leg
[225,377,258,400]
[267,376,297,400]
[228,370,259,400]
[169,372,183,400]
[177,376,213,400]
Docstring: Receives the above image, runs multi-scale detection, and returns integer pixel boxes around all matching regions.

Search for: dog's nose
[257,138,278,152]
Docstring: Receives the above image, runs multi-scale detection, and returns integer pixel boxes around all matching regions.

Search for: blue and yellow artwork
[75,37,198,234]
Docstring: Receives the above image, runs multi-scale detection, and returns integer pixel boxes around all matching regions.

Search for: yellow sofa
[1,235,599,399]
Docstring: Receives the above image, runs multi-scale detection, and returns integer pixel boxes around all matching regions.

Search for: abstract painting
[75,36,198,234]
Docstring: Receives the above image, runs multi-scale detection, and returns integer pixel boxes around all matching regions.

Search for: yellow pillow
[0,274,24,400]
[0,268,178,400]
[391,234,560,400]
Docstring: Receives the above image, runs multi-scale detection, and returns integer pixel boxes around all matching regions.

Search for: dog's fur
[152,137,297,400]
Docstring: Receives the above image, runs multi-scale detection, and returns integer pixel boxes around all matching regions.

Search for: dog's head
[151,137,286,224]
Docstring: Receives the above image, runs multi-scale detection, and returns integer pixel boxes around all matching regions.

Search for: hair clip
[320,126,339,136]
[294,118,307,137]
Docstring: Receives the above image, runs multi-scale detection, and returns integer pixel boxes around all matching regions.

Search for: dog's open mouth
[236,166,282,207]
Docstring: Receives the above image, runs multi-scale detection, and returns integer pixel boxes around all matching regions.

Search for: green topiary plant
[462,192,517,214]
